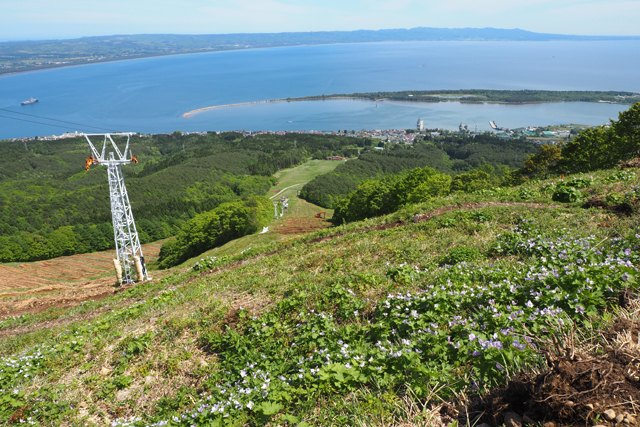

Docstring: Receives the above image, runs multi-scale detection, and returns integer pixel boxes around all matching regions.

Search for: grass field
[0,166,637,427]
[269,159,343,198]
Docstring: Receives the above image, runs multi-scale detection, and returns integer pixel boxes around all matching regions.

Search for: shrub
[517,187,539,200]
[605,170,636,183]
[333,179,394,224]
[451,170,492,193]
[439,246,482,266]
[552,185,583,203]
[386,264,422,284]
[606,192,623,204]
[468,210,494,223]
[406,174,452,204]
[558,102,640,173]
[565,176,593,188]
[334,166,452,224]
[191,255,232,272]
[157,196,272,268]
[439,217,458,228]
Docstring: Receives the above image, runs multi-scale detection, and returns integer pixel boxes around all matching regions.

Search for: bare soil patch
[455,350,640,427]
[450,318,640,427]
[0,242,162,295]
[1,276,122,319]
[584,197,637,216]
[0,242,163,319]
[585,196,608,208]
[620,157,640,169]
[273,217,331,235]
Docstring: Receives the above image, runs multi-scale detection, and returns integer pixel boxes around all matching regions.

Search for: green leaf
[260,401,284,415]
[281,414,300,424]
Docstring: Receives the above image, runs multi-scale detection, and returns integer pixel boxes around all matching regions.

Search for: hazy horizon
[1,26,639,44]
[2,0,639,41]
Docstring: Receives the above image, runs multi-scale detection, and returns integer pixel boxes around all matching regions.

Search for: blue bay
[1,40,639,139]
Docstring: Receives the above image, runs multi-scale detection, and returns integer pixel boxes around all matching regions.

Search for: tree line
[300,134,537,208]
[332,164,516,224]
[299,90,639,105]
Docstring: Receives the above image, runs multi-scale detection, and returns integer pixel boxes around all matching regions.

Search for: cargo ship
[21,97,38,105]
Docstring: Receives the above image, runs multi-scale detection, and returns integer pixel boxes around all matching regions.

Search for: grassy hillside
[155,160,341,269]
[0,133,359,263]
[0,165,638,426]
[269,160,342,196]
[179,161,337,263]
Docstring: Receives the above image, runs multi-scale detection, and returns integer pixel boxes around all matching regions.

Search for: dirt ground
[272,217,332,235]
[0,241,164,318]
[445,315,640,427]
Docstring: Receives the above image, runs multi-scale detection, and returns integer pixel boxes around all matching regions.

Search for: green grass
[269,159,343,197]
[0,167,637,426]
[286,195,332,218]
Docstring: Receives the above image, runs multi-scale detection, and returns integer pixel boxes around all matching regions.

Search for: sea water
[0,40,639,139]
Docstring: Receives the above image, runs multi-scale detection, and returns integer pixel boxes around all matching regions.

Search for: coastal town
[11,118,591,146]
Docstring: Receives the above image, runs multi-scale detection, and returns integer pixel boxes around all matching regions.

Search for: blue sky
[1,0,639,41]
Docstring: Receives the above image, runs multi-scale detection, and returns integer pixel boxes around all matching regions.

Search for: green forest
[0,132,359,263]
[300,134,539,208]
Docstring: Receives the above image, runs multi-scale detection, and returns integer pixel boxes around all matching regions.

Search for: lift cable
[0,114,110,133]
[0,107,116,132]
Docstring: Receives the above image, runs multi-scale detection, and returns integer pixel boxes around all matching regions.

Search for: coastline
[182,96,631,118]
[5,37,640,78]
[0,40,445,78]
[182,96,370,118]
[0,43,340,78]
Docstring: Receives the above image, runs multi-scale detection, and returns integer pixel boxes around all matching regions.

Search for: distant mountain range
[1,27,638,75]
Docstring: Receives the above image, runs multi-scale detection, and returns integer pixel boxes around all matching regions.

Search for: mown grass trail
[268,159,343,196]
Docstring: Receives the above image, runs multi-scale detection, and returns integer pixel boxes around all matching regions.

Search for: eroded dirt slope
[0,241,164,317]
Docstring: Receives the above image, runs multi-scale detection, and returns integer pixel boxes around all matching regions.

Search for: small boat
[21,97,38,105]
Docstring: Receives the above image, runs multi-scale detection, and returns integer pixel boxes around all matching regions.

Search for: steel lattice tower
[84,133,149,284]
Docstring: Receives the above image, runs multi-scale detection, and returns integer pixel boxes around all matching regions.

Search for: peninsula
[182,89,640,118]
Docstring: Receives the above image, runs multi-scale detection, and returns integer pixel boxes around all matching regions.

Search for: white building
[417,118,424,131]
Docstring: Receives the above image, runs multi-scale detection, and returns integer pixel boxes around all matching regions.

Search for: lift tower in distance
[84,133,149,284]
